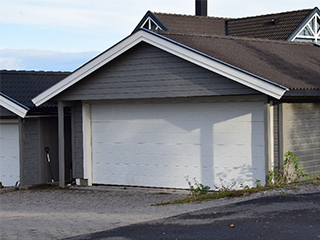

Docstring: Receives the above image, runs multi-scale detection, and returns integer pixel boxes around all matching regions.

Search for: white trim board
[32,30,287,106]
[0,95,28,118]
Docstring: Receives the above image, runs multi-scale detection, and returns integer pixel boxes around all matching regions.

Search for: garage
[0,120,20,187]
[90,99,265,189]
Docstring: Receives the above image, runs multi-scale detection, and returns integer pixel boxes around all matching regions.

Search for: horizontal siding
[55,42,259,101]
[41,117,59,182]
[273,103,280,169]
[283,103,320,178]
[23,118,41,185]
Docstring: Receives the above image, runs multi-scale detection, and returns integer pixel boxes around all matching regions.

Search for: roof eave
[0,93,29,118]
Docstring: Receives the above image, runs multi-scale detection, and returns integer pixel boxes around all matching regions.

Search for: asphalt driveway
[66,193,320,240]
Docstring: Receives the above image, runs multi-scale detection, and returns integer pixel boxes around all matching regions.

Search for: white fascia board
[32,30,287,106]
[0,95,28,118]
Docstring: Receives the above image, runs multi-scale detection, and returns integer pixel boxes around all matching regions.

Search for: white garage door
[91,101,265,189]
[0,121,20,187]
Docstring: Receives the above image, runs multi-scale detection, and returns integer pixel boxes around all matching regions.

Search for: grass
[151,178,320,206]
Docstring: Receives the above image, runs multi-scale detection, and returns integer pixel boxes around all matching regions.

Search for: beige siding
[282,102,320,178]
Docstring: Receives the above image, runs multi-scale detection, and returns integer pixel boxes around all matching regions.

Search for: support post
[82,103,92,186]
[58,101,65,188]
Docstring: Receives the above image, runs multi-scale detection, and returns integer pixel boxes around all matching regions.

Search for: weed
[214,178,236,192]
[185,176,210,197]
[255,179,262,188]
[269,151,309,185]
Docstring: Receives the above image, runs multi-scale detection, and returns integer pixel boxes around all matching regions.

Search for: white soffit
[0,95,28,118]
[32,30,287,106]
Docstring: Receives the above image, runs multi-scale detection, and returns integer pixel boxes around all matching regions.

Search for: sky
[0,0,319,71]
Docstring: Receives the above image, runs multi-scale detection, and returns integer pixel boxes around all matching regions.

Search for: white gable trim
[0,94,28,118]
[32,30,287,106]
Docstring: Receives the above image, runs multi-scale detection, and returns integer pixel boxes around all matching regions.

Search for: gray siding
[41,117,59,182]
[54,42,259,101]
[23,118,41,185]
[72,102,83,178]
[22,117,59,185]
[282,102,320,178]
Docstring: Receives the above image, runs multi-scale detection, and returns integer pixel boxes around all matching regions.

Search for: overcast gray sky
[0,0,318,71]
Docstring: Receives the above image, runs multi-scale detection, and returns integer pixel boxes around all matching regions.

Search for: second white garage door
[91,100,265,189]
[0,120,20,187]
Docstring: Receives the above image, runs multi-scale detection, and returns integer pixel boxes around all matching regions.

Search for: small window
[141,17,162,31]
[293,13,320,43]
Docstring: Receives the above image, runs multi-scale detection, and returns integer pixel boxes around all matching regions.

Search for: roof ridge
[153,12,228,20]
[156,31,314,46]
[229,8,313,20]
[154,8,314,21]
[0,70,71,74]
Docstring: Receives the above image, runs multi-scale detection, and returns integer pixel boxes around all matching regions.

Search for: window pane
[309,17,315,32]
[299,25,313,36]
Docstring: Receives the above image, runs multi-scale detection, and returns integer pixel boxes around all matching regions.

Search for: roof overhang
[32,29,287,106]
[0,93,29,118]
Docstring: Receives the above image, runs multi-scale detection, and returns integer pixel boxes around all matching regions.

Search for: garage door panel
[91,102,265,188]
[0,122,19,187]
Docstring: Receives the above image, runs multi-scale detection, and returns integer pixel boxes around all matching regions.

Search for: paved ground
[0,182,319,240]
[65,193,320,240]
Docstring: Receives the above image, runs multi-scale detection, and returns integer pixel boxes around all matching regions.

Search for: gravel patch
[0,181,319,240]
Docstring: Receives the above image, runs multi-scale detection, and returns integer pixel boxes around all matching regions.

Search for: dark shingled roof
[227,9,313,40]
[0,70,70,108]
[154,31,320,91]
[151,8,316,41]
[153,12,226,36]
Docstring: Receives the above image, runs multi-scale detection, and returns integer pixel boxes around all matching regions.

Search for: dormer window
[141,17,162,30]
[293,13,320,43]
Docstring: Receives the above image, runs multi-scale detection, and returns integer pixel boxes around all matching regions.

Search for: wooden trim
[264,96,270,183]
[58,101,65,187]
[279,102,285,167]
[0,95,28,118]
[19,118,25,186]
[82,103,92,186]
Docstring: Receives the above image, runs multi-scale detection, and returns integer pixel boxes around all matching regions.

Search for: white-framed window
[141,17,162,30]
[293,13,320,43]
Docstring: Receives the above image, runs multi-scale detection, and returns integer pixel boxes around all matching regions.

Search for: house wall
[22,117,59,185]
[282,102,320,178]
[54,42,259,102]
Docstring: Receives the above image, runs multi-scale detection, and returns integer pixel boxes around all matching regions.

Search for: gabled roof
[227,8,314,40]
[0,70,70,117]
[134,8,319,42]
[32,29,288,106]
[133,11,226,36]
[153,12,226,36]
[287,7,320,43]
[156,32,320,91]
